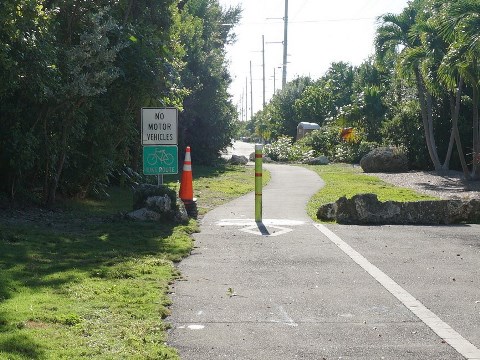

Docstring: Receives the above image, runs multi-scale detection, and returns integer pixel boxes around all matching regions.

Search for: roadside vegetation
[241,0,480,179]
[0,163,263,360]
[3,0,477,358]
[193,164,270,215]
[0,0,242,207]
[305,164,438,221]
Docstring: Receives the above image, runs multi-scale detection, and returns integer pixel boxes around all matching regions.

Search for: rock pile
[127,184,189,223]
[249,152,273,163]
[304,156,329,165]
[317,193,480,225]
[229,154,249,165]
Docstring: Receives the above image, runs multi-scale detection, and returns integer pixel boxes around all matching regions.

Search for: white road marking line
[217,219,304,226]
[187,324,205,330]
[314,223,480,360]
[277,305,298,327]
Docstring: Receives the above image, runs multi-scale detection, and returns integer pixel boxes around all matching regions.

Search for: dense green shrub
[300,127,340,159]
[264,136,313,162]
[0,0,241,205]
[300,126,378,163]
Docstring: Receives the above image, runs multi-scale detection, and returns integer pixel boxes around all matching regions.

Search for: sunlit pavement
[168,162,480,360]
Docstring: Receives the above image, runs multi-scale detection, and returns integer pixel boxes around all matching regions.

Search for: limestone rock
[360,147,408,173]
[133,184,176,210]
[145,195,172,213]
[229,154,249,165]
[249,152,273,163]
[305,156,329,165]
[174,199,190,223]
[126,208,163,221]
[129,183,189,223]
[317,193,480,225]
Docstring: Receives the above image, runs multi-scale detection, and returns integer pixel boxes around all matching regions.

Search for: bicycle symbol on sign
[147,148,174,166]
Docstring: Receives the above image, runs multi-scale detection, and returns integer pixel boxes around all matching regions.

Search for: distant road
[222,140,256,160]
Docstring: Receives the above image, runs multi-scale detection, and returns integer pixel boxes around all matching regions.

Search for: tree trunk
[46,149,66,208]
[451,77,470,179]
[441,93,457,170]
[414,68,441,171]
[42,110,51,202]
[45,122,68,208]
[442,127,455,170]
[44,99,84,207]
[124,0,134,24]
[425,90,441,168]
[132,109,141,173]
[471,81,480,179]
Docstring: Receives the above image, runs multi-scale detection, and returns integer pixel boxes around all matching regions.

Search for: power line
[290,17,373,23]
[238,17,375,26]
[292,0,309,21]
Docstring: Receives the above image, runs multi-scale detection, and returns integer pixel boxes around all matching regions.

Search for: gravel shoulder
[372,170,480,200]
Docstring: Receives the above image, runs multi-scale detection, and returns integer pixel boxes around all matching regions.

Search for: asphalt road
[221,140,257,160]
[167,161,480,359]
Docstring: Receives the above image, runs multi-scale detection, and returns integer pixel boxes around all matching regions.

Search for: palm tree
[413,1,470,174]
[376,1,444,171]
[438,0,480,178]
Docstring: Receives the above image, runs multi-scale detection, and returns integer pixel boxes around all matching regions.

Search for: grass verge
[0,163,265,359]
[306,164,438,221]
[192,164,270,216]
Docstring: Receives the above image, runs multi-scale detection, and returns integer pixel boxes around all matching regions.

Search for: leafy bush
[334,140,379,163]
[301,126,378,163]
[264,135,313,162]
[380,104,430,169]
[301,127,340,159]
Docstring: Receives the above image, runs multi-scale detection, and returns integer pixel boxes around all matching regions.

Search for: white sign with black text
[142,107,178,145]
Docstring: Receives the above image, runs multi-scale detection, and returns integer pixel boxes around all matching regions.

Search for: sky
[217,0,409,120]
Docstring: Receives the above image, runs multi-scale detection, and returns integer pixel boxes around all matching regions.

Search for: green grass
[190,164,270,215]
[306,163,438,220]
[0,163,265,359]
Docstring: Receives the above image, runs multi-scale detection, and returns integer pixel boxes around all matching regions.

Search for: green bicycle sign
[143,146,178,175]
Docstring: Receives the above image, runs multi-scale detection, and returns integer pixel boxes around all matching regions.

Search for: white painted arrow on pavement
[216,219,304,237]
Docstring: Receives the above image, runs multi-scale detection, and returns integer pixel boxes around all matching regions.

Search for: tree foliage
[0,0,241,204]
[246,0,479,177]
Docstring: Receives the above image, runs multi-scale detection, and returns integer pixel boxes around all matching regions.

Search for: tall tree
[266,76,313,140]
[438,0,480,178]
[376,1,442,170]
[0,0,187,204]
[177,0,241,164]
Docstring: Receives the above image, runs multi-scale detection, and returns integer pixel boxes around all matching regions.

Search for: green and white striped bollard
[255,144,263,222]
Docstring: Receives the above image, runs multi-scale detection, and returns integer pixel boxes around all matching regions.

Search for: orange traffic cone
[179,146,194,202]
[179,146,197,218]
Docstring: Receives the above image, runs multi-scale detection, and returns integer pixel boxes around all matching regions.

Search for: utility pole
[262,35,266,109]
[240,91,244,121]
[273,67,276,93]
[245,76,248,121]
[261,35,265,143]
[250,60,253,119]
[282,0,288,88]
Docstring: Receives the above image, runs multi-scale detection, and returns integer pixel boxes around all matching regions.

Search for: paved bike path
[167,164,468,359]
